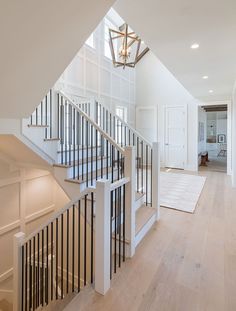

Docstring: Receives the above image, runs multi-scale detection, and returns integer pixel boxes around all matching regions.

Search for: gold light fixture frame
[109,23,149,69]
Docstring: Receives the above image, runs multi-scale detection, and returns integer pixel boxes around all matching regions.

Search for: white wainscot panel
[86,61,98,92]
[121,79,129,101]
[112,74,120,99]
[66,56,84,87]
[25,175,54,216]
[0,183,20,228]
[101,69,111,95]
[0,228,19,275]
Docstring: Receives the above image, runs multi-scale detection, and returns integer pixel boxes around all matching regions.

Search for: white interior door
[165,106,186,169]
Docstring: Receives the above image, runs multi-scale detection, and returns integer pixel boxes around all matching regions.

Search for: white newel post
[95,179,111,295]
[90,98,97,121]
[13,232,25,311]
[152,142,161,220]
[124,146,136,257]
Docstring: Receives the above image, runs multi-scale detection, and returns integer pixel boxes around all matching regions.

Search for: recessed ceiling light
[191,43,199,49]
[202,75,208,79]
[209,90,213,93]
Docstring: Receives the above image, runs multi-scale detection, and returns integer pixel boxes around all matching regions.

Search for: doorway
[198,105,228,173]
[164,106,187,169]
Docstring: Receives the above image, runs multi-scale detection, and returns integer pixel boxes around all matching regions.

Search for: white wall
[0,157,69,302]
[57,14,136,127]
[0,0,115,119]
[135,51,199,171]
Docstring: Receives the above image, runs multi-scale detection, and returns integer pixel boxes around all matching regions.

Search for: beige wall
[0,156,69,296]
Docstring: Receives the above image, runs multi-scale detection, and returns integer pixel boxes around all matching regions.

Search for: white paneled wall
[0,158,69,293]
[57,16,136,127]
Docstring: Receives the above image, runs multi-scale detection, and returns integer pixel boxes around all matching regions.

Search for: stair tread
[135,205,156,235]
[54,155,110,168]
[57,145,102,153]
[44,137,60,141]
[65,167,118,184]
[27,124,49,128]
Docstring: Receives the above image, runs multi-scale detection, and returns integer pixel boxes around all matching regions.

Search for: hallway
[65,169,236,311]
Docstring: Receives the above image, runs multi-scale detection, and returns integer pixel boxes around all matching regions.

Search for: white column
[152,142,161,220]
[124,146,136,257]
[95,179,111,295]
[13,232,25,311]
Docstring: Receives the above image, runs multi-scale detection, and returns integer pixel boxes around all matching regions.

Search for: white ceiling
[114,0,236,102]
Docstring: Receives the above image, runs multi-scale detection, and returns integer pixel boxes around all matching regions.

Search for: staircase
[12,88,160,311]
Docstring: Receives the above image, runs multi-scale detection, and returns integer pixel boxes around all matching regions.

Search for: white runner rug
[160,172,206,213]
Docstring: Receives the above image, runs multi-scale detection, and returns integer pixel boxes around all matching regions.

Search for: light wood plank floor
[64,169,236,311]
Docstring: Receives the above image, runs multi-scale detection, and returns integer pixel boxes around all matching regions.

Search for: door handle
[165,143,169,146]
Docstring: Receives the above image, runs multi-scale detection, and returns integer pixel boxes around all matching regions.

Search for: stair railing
[95,102,153,205]
[57,91,125,187]
[13,188,95,311]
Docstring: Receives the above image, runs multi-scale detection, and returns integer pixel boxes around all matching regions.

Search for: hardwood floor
[64,169,236,311]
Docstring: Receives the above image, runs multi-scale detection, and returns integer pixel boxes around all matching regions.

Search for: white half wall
[135,51,199,171]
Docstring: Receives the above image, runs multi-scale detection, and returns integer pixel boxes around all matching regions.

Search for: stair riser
[57,148,103,162]
[66,159,113,178]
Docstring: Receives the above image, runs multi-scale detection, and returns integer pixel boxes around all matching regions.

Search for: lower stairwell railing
[13,189,95,311]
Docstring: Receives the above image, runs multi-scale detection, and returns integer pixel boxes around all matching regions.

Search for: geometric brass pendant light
[109,23,149,69]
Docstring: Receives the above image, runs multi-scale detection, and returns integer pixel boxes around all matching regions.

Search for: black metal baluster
[61,214,64,299]
[151,148,153,206]
[22,245,24,311]
[41,230,44,306]
[123,184,126,261]
[95,130,98,180]
[69,104,72,166]
[78,201,81,292]
[146,145,148,206]
[51,222,53,301]
[114,189,117,273]
[118,187,121,268]
[106,139,109,179]
[56,218,58,300]
[91,192,94,283]
[37,233,40,306]
[65,100,68,165]
[60,97,64,164]
[25,242,28,311]
[101,135,103,178]
[36,107,38,126]
[112,145,114,183]
[66,209,69,294]
[45,94,48,139]
[46,226,49,305]
[73,108,76,179]
[110,191,113,280]
[141,141,144,193]
[91,126,93,186]
[82,116,84,181]
[117,150,120,181]
[72,205,75,292]
[29,240,32,310]
[57,93,60,140]
[50,89,52,139]
[86,120,89,187]
[84,195,87,286]
[137,137,139,193]
[77,112,80,180]
[33,236,35,310]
